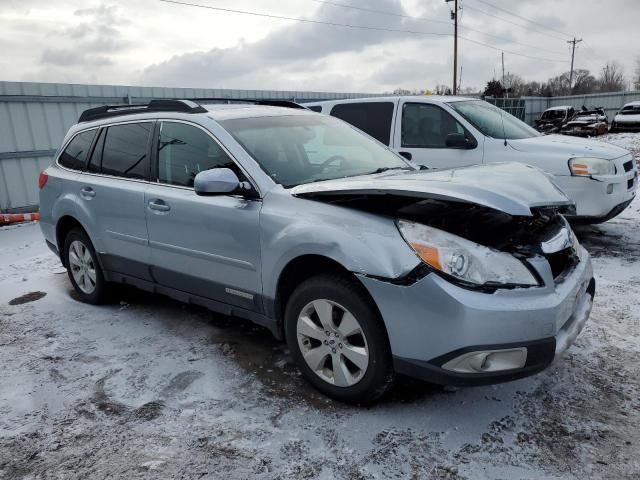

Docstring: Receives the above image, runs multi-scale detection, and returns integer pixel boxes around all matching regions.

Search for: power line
[463,3,568,41]
[459,36,568,63]
[306,0,450,25]
[158,0,452,37]
[158,0,570,63]
[470,0,573,38]
[307,0,565,55]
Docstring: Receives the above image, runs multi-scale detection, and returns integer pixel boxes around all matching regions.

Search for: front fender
[259,191,420,301]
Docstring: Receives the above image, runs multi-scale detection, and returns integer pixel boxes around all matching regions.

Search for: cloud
[140,0,443,88]
[41,48,112,67]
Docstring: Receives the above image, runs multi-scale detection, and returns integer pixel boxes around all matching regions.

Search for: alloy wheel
[68,240,97,294]
[296,299,369,387]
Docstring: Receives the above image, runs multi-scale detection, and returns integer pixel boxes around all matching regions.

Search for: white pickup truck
[307,96,637,223]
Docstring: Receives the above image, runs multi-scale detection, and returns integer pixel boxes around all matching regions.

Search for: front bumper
[554,166,637,219]
[358,249,595,386]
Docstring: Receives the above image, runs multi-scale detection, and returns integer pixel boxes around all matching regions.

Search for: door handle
[80,187,96,199]
[399,151,412,160]
[148,199,170,212]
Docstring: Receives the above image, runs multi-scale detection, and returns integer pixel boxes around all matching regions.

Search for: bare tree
[572,69,598,94]
[634,56,640,90]
[599,62,626,92]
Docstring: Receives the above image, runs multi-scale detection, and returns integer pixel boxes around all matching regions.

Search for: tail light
[38,171,49,189]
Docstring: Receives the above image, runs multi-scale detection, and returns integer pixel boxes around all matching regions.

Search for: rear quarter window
[58,130,96,170]
[306,105,322,113]
[329,102,394,145]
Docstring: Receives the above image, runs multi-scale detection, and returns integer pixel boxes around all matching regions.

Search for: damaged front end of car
[291,162,580,291]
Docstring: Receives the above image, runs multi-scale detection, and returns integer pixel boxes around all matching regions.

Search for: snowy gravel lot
[1,133,639,479]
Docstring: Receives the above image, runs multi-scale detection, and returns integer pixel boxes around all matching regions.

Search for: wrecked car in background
[561,107,609,137]
[610,101,640,132]
[39,100,595,404]
[535,105,575,134]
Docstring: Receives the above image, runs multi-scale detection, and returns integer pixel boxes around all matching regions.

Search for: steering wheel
[319,155,346,170]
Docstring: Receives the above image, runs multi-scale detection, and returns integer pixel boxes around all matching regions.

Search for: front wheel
[285,274,394,404]
[64,228,110,304]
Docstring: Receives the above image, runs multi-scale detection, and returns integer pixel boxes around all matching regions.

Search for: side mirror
[445,133,474,149]
[194,168,252,196]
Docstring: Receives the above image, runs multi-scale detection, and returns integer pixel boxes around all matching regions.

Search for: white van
[306,96,637,223]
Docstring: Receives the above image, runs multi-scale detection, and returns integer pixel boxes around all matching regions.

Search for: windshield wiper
[368,166,413,175]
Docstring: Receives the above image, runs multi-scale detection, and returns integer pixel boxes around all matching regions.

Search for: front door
[393,101,484,169]
[144,120,263,312]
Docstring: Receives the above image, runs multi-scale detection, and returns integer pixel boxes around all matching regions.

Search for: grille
[629,177,636,190]
[623,160,633,172]
[545,248,578,281]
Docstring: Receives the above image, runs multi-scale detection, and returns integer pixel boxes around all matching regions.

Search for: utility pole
[501,52,505,87]
[445,0,459,95]
[567,37,582,92]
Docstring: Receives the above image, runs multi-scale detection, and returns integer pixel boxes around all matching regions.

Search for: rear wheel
[64,228,109,304]
[285,274,394,404]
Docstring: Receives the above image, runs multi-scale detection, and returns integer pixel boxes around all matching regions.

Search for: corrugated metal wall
[0,81,383,212]
[522,91,640,125]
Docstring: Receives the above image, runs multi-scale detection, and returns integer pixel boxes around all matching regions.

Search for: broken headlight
[397,220,539,288]
[569,157,615,176]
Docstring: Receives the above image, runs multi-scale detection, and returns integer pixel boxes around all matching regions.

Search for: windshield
[621,105,640,115]
[449,100,541,140]
[541,110,566,120]
[219,114,412,187]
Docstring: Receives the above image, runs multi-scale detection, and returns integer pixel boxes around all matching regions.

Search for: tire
[284,274,394,404]
[63,228,110,304]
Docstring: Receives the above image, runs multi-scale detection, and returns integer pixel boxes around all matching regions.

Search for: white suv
[307,96,637,223]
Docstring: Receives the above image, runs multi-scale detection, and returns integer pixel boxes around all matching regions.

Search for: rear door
[393,100,483,169]
[78,121,153,280]
[144,120,263,312]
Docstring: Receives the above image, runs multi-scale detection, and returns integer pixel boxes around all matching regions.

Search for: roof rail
[78,99,208,123]
[190,97,308,110]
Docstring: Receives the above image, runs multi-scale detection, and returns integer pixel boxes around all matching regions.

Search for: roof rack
[190,97,307,110]
[78,99,207,123]
[78,98,307,123]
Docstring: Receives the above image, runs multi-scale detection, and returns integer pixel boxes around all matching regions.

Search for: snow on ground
[1,134,639,479]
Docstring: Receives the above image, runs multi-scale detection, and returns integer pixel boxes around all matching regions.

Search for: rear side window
[100,122,153,179]
[58,130,96,170]
[330,102,394,145]
[157,122,239,188]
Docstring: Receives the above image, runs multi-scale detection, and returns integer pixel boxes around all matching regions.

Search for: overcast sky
[1,0,638,93]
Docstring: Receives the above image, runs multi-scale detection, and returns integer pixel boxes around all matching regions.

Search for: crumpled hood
[508,134,628,159]
[291,162,572,217]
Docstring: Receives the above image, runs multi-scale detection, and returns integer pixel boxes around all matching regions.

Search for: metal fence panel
[0,81,384,211]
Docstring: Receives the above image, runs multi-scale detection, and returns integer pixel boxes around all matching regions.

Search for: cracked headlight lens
[397,220,539,288]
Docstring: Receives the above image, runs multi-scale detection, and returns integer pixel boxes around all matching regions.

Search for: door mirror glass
[194,168,248,196]
[445,133,473,149]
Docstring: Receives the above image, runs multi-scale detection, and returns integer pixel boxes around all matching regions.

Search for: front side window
[58,130,96,170]
[220,114,411,188]
[330,102,394,145]
[101,122,152,179]
[401,103,466,148]
[157,122,238,187]
[449,100,541,140]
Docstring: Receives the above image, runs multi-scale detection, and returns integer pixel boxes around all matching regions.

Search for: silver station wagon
[38,99,595,403]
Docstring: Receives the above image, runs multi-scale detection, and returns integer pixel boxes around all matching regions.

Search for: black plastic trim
[393,337,556,386]
[78,99,207,123]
